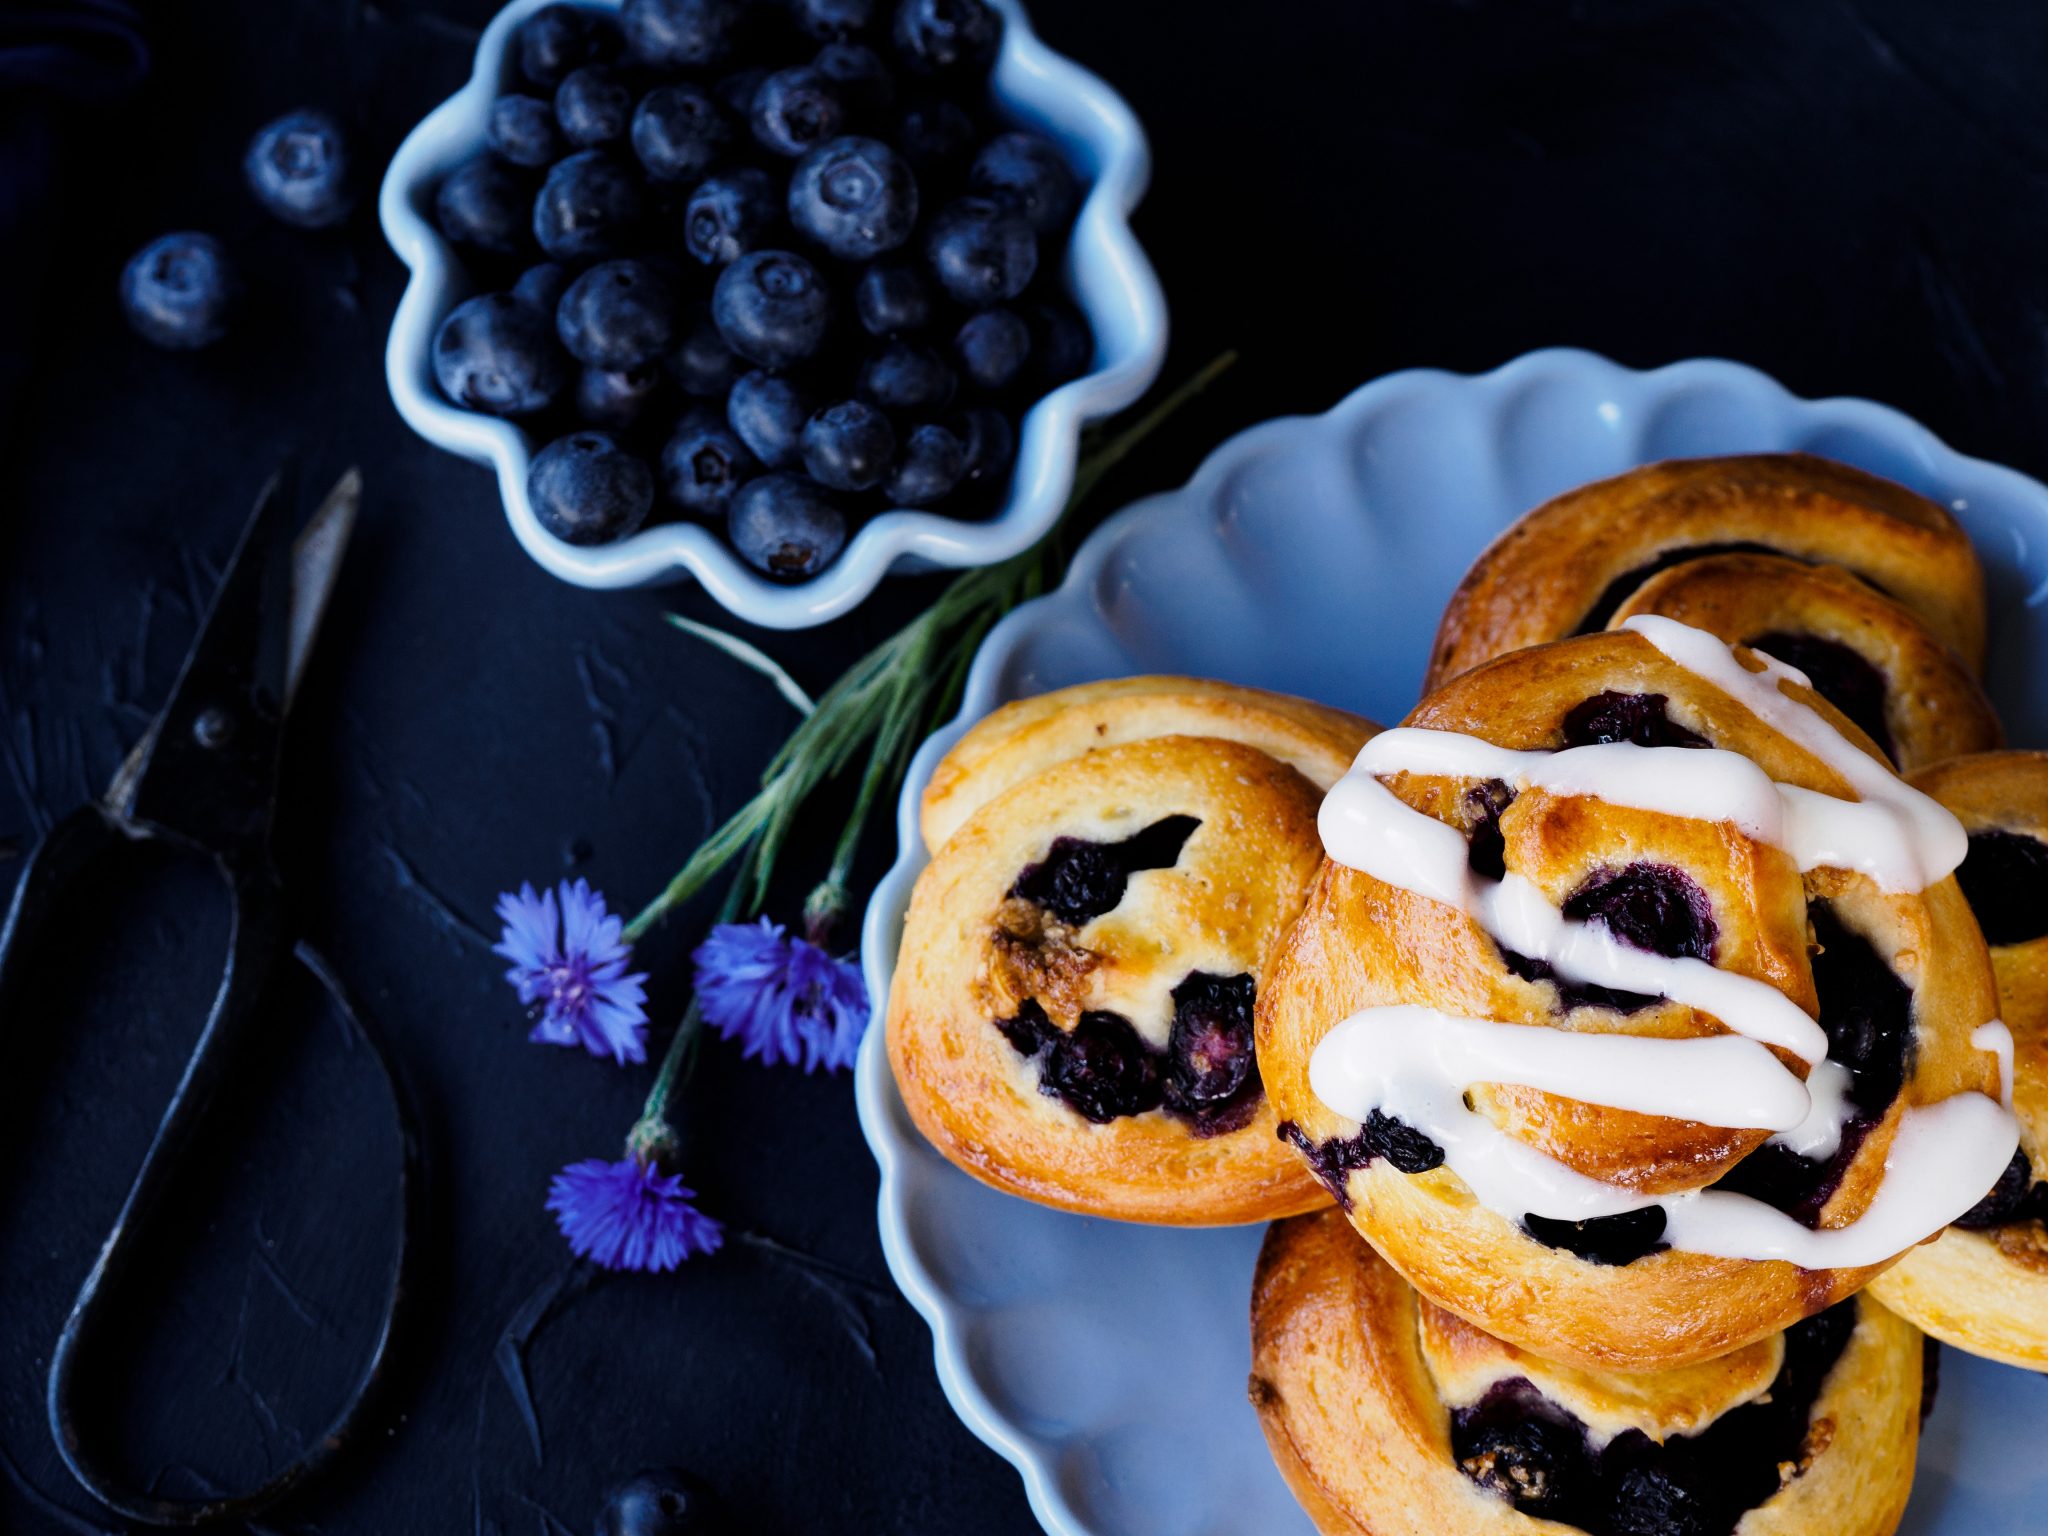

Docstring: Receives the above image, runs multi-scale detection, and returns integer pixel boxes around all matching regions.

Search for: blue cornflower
[547,1156,724,1271]
[692,917,869,1072]
[493,879,649,1064]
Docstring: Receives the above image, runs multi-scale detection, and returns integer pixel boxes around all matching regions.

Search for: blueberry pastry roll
[1250,1209,1925,1536]
[1604,552,2000,774]
[920,675,1377,853]
[1258,621,2013,1368]
[890,710,1359,1223]
[1426,454,1987,692]
[1871,752,2048,1370]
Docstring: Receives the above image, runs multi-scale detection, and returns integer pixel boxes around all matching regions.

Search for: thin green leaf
[666,614,817,716]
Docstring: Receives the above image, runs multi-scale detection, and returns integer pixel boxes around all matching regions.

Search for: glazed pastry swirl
[1257,619,2008,1366]
[1250,1211,1927,1536]
[1869,751,2048,1371]
[1308,618,2015,1268]
[887,676,1378,1226]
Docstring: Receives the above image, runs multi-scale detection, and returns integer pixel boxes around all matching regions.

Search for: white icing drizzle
[1766,1059,1853,1161]
[1973,1020,2016,1110]
[1312,1006,1813,1131]
[1319,773,1827,1062]
[1308,618,2015,1267]
[1622,615,1968,890]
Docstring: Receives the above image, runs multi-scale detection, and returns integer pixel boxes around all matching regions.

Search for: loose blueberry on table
[120,231,239,350]
[597,1465,725,1536]
[425,0,1095,579]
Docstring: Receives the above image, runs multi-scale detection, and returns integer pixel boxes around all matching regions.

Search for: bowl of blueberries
[380,0,1165,628]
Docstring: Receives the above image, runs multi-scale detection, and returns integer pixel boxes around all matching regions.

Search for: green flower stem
[621,350,1239,955]
[627,997,702,1165]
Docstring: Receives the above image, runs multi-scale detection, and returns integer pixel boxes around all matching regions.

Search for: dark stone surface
[5,1,2048,1531]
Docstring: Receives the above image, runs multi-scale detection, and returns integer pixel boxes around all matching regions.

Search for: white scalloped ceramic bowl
[856,348,2048,1536]
[379,0,1164,629]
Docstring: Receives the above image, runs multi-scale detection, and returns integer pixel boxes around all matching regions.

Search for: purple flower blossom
[547,1156,724,1271]
[494,879,649,1064]
[692,917,869,1072]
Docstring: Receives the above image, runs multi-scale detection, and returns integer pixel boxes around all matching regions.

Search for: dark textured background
[5,1,2048,1531]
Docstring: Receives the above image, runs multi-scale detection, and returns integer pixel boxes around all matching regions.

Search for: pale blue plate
[855,348,2048,1536]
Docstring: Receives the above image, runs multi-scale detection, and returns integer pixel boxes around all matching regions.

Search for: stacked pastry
[888,453,2045,1536]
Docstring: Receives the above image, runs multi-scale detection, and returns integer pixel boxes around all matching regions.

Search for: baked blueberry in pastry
[888,678,1377,1224]
[1250,1209,1926,1536]
[1870,751,2048,1370]
[1426,454,1987,693]
[1257,621,2014,1368]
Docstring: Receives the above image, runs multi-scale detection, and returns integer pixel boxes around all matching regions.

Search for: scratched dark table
[4,2,2047,1532]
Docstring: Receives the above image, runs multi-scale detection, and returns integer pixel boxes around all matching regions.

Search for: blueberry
[684,167,780,266]
[926,196,1036,306]
[1956,830,2048,946]
[1746,630,1895,763]
[1608,1460,1721,1536]
[1026,300,1090,387]
[512,261,572,314]
[120,232,237,350]
[661,411,758,518]
[892,0,1000,77]
[432,293,569,416]
[714,65,769,118]
[555,64,636,149]
[488,95,565,167]
[1165,972,1257,1110]
[812,41,895,118]
[859,338,954,412]
[621,0,737,69]
[631,84,732,183]
[895,96,976,179]
[1561,863,1717,963]
[750,65,845,157]
[786,136,917,260]
[533,150,645,261]
[243,109,352,229]
[954,307,1028,391]
[729,474,847,578]
[954,405,1014,489]
[1957,1149,2038,1230]
[519,4,619,87]
[1453,1411,1590,1519]
[1040,1011,1162,1123]
[793,0,876,39]
[854,261,933,334]
[528,431,654,545]
[712,249,832,367]
[596,1466,725,1536]
[668,307,744,396]
[557,259,682,370]
[436,155,536,256]
[575,362,667,431]
[1009,816,1196,922]
[970,131,1075,236]
[802,399,897,491]
[885,421,966,505]
[727,370,814,468]
[1561,691,1709,749]
[1523,1207,1669,1266]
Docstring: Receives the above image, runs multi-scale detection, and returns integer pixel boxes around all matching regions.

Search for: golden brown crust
[1249,1211,1923,1536]
[1256,629,2003,1368]
[1416,1298,1783,1448]
[919,675,1377,853]
[889,731,1333,1225]
[1608,553,2002,773]
[1426,454,1987,692]
[1870,751,2048,1370]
